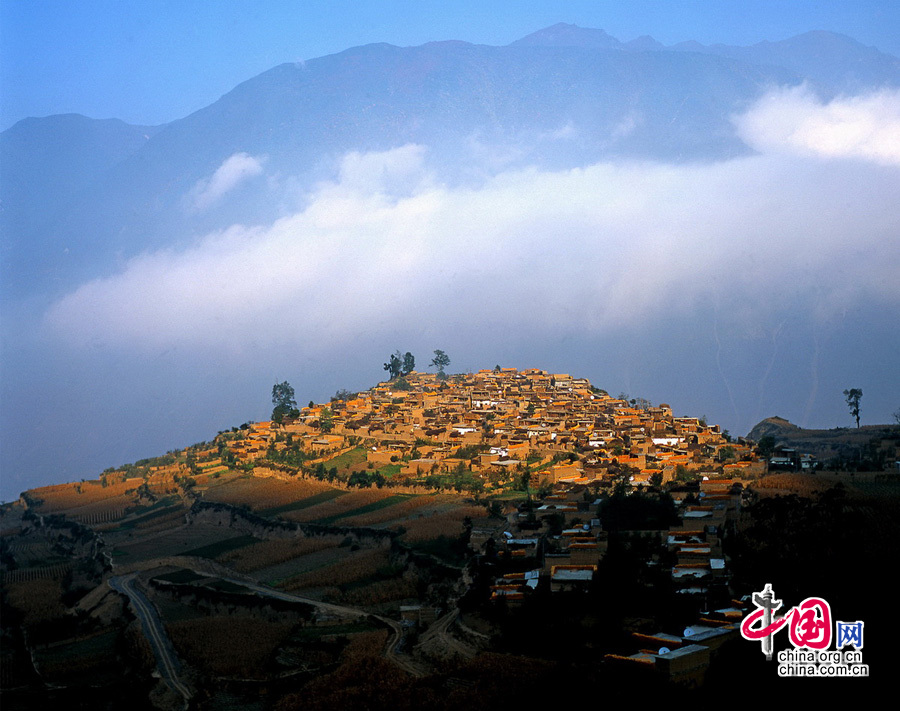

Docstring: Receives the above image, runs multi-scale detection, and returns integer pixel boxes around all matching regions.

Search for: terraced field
[32,629,122,684]
[282,489,404,524]
[217,535,346,574]
[254,545,352,588]
[200,473,334,511]
[258,489,347,517]
[107,522,258,562]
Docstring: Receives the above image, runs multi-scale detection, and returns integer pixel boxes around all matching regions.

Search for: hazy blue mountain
[0,115,162,295]
[3,26,897,298]
[626,36,666,52]
[3,24,899,503]
[510,22,625,49]
[671,30,900,93]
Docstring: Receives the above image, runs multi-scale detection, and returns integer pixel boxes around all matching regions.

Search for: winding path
[226,578,428,677]
[109,573,193,705]
[111,562,427,684]
[416,609,478,661]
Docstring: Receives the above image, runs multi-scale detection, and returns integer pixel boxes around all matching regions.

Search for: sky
[1,2,899,501]
[3,1,900,130]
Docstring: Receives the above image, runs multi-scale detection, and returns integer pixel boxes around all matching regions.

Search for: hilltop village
[6,367,890,708]
[208,368,764,685]
[225,367,761,486]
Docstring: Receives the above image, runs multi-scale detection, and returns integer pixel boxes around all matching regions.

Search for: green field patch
[250,546,346,586]
[135,495,179,511]
[268,559,338,588]
[202,579,251,594]
[289,620,380,641]
[374,464,403,478]
[153,568,207,585]
[339,563,407,592]
[258,489,347,517]
[311,494,416,525]
[182,534,260,559]
[850,478,900,497]
[33,630,120,683]
[405,534,469,566]
[323,447,367,470]
[113,498,182,530]
[489,490,528,500]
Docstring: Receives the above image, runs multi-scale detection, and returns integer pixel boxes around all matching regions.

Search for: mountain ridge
[15,26,893,297]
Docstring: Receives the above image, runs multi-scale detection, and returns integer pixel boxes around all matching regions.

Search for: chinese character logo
[787,598,831,650]
[741,583,783,660]
[836,621,864,650]
[741,584,833,659]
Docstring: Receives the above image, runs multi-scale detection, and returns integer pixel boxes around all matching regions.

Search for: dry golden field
[131,508,187,532]
[754,472,836,496]
[753,470,900,500]
[279,548,392,591]
[338,577,419,606]
[336,494,439,526]
[4,577,67,625]
[396,504,484,542]
[275,630,405,711]
[108,521,249,561]
[29,479,135,513]
[201,475,333,510]
[2,539,54,565]
[2,562,72,584]
[166,615,296,678]
[282,489,397,523]
[338,629,389,661]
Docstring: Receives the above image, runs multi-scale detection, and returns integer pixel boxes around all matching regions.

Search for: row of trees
[383,349,450,379]
[383,351,416,379]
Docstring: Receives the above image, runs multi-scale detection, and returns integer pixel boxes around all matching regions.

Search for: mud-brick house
[549,564,596,592]
[366,447,405,465]
[308,434,344,453]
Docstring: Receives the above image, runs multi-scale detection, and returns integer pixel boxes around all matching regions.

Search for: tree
[402,352,415,376]
[318,407,334,433]
[486,501,504,519]
[271,381,297,423]
[430,349,450,375]
[843,388,863,428]
[383,351,402,379]
[717,445,736,463]
[331,389,356,402]
[756,435,776,459]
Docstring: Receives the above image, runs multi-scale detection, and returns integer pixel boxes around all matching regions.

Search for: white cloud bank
[736,85,900,165]
[190,152,265,210]
[46,90,900,355]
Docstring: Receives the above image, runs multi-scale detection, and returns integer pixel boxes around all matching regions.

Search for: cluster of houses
[477,475,743,593]
[221,367,763,486]
[472,472,748,686]
[213,368,762,685]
